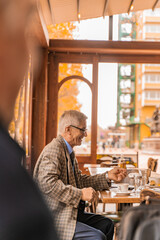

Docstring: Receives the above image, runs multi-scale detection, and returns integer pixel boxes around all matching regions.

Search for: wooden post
[31,48,48,172]
[46,52,59,143]
[91,56,99,163]
[109,16,113,41]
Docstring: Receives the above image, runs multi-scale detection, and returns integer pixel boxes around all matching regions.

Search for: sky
[75,16,119,129]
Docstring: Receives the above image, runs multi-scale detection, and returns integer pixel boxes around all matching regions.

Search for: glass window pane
[58,64,92,155]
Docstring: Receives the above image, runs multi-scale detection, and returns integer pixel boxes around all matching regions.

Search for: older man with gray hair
[34,110,127,240]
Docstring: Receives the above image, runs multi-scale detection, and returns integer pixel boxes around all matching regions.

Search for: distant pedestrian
[102,142,106,152]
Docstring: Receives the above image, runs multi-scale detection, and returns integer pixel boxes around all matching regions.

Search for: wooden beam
[91,56,99,164]
[55,53,94,64]
[46,53,59,143]
[31,48,48,172]
[49,40,160,65]
[49,39,160,55]
[109,16,113,41]
[99,54,160,63]
[48,52,160,64]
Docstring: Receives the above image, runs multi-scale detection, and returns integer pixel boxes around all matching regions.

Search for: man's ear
[65,126,71,134]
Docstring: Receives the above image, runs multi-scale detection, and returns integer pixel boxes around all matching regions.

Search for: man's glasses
[70,125,87,133]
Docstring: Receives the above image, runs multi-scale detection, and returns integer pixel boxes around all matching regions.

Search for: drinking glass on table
[139,168,149,187]
[128,168,142,193]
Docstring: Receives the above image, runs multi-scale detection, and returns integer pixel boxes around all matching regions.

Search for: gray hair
[58,110,87,134]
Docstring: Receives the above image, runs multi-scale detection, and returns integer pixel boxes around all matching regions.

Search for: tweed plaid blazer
[34,135,110,240]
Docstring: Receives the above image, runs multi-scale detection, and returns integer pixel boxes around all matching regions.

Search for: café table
[83,164,101,175]
[87,166,140,211]
[100,189,141,211]
[84,164,101,169]
[88,167,112,175]
[87,165,136,176]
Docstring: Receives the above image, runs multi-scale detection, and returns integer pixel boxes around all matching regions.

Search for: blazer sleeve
[34,148,82,209]
[74,161,110,191]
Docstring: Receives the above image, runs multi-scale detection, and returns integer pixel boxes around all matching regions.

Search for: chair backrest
[140,188,160,205]
[100,161,118,167]
[97,156,113,164]
[133,216,160,240]
[147,157,158,172]
[119,189,160,240]
[119,204,160,240]
[88,191,99,213]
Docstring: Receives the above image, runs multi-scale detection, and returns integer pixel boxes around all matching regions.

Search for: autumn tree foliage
[48,22,83,121]
[58,63,82,120]
[47,22,77,39]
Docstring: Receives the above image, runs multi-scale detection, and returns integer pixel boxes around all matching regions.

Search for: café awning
[40,0,160,25]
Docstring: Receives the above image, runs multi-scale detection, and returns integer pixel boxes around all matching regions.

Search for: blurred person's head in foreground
[0,0,39,128]
[0,2,60,240]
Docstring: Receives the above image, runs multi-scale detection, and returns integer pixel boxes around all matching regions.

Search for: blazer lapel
[66,150,77,187]
[57,135,77,187]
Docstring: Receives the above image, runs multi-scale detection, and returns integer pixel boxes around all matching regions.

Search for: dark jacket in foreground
[0,125,59,240]
[119,203,160,240]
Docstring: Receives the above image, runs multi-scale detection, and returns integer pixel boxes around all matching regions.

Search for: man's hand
[81,187,96,202]
[108,167,127,182]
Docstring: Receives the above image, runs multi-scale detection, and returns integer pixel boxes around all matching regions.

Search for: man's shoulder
[43,135,65,153]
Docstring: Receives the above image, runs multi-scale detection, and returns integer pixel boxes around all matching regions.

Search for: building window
[145,90,160,100]
[144,24,160,33]
[145,74,160,83]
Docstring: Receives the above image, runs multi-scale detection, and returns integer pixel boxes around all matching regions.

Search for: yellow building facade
[135,9,160,147]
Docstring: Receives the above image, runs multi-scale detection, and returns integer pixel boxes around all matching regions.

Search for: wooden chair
[100,161,118,167]
[88,192,122,240]
[97,155,118,168]
[147,157,158,172]
[97,155,113,164]
[86,192,100,213]
[140,188,160,205]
